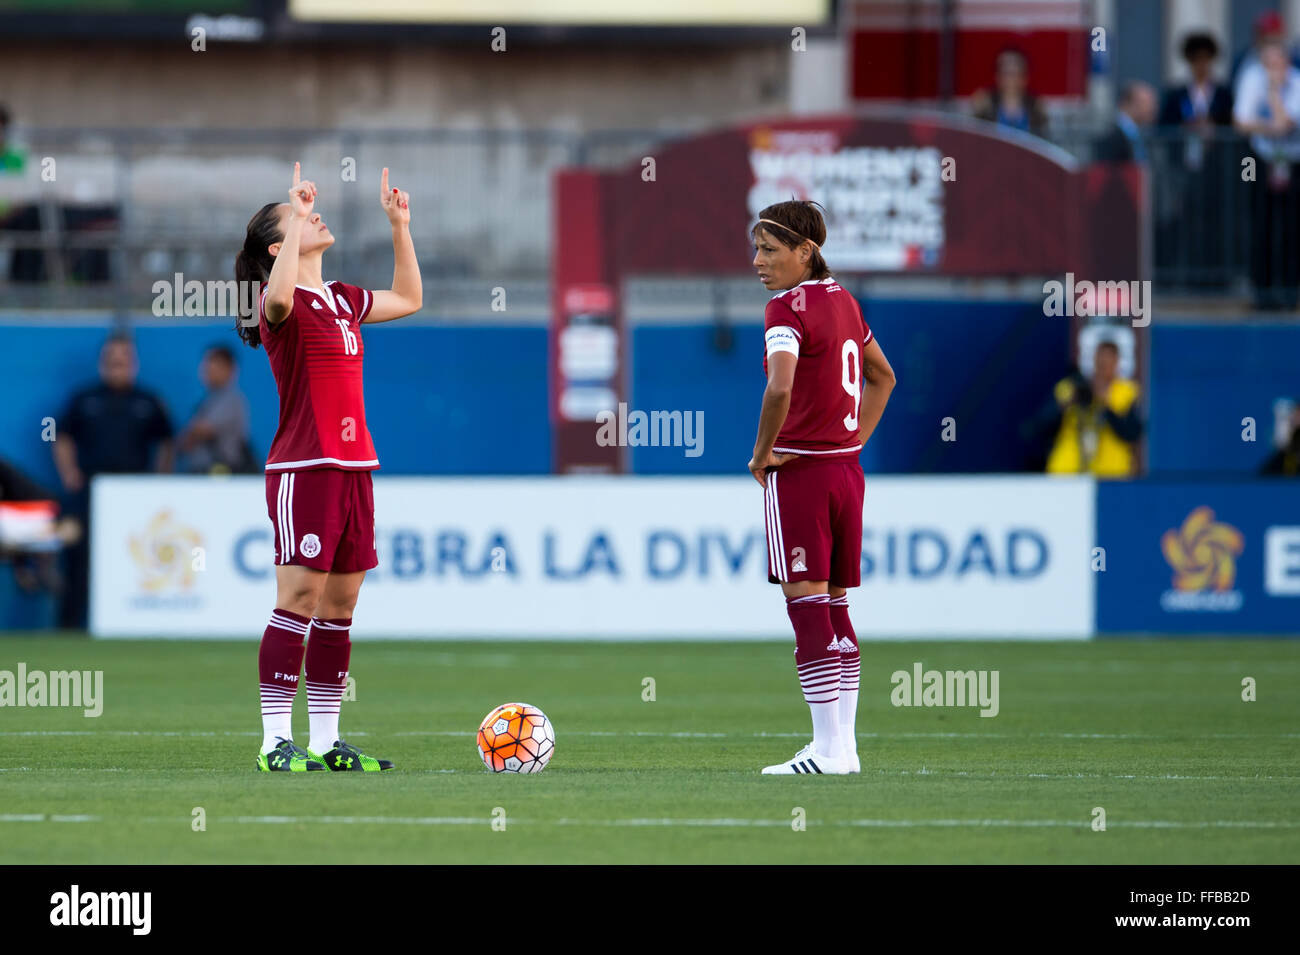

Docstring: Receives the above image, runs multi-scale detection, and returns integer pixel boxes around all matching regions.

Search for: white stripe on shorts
[276,474,288,563]
[770,470,787,580]
[764,476,780,581]
[764,472,785,582]
[287,473,296,559]
[276,472,297,563]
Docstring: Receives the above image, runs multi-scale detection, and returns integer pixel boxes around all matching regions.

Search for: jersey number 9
[841,338,861,432]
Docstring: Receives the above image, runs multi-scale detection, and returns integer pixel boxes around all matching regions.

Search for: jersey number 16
[334,318,359,356]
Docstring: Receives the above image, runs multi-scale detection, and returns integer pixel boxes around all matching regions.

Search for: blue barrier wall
[630,299,1072,474]
[1149,323,1300,475]
[0,321,551,491]
[5,312,1296,487]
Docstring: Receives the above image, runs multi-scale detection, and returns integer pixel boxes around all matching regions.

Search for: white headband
[755,218,821,251]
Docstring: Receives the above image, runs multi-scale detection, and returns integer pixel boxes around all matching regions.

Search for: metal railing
[0,127,671,315]
[0,123,1276,313]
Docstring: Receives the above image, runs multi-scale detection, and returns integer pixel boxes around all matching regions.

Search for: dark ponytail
[752,199,831,281]
[234,202,283,349]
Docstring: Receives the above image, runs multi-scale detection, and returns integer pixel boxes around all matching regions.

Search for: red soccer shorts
[763,454,865,587]
[265,468,378,574]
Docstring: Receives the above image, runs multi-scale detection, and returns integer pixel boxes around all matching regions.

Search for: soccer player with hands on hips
[748,201,896,775]
[233,163,422,772]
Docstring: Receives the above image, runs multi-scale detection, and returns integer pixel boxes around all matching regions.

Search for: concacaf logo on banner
[91,475,1095,639]
[1097,482,1300,634]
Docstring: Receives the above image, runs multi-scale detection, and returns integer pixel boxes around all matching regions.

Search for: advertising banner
[1096,482,1300,634]
[91,475,1095,639]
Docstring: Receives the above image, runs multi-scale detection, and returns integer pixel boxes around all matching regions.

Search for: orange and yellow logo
[129,510,203,593]
[1161,507,1243,593]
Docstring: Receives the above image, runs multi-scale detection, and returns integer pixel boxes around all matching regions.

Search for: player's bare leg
[829,584,861,773]
[762,578,852,775]
[306,570,393,771]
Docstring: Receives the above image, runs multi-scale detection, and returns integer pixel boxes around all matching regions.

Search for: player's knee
[278,587,322,619]
[316,598,358,619]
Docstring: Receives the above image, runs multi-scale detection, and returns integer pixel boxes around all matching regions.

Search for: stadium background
[0,0,1296,639]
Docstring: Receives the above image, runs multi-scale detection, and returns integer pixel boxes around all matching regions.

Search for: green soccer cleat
[309,738,395,772]
[256,738,327,772]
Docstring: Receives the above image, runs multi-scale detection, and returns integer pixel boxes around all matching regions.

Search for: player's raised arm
[365,167,423,323]
[264,162,315,324]
[856,336,896,447]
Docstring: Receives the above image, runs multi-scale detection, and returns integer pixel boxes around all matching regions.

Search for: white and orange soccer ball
[476,702,555,773]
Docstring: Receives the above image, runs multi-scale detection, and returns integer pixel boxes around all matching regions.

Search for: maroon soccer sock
[305,617,352,753]
[258,609,310,752]
[830,595,860,752]
[786,593,841,756]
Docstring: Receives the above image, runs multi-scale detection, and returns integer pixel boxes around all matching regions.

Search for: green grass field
[1,634,1297,864]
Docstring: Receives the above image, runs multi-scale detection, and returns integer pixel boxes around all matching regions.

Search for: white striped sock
[797,657,841,704]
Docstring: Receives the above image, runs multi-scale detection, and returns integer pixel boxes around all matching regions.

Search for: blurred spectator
[52,333,174,628]
[1042,341,1142,478]
[1,104,32,283]
[970,49,1047,137]
[178,344,255,474]
[1234,35,1300,310]
[1094,81,1157,162]
[1157,33,1234,288]
[1260,404,1300,475]
[0,104,24,172]
[1230,11,1300,87]
[0,457,80,628]
[1160,33,1234,137]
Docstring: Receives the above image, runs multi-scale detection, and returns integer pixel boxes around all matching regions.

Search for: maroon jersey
[762,277,873,456]
[258,281,378,472]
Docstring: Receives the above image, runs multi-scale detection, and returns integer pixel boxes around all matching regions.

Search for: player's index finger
[293,162,301,187]
[381,167,389,196]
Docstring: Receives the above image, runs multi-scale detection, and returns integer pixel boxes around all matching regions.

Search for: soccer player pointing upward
[748,201,896,775]
[234,163,422,772]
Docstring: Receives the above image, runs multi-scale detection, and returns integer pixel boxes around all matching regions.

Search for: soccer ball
[476,702,555,773]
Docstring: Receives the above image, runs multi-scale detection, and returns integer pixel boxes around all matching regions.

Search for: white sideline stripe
[3,730,1300,741]
[4,813,1294,830]
[554,818,1300,830]
[1,764,1294,782]
[226,815,485,826]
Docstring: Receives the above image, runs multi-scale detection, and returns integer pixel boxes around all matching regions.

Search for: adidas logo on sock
[828,635,842,651]
[827,635,854,653]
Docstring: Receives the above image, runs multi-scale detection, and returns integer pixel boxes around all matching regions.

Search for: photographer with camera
[1042,340,1143,478]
